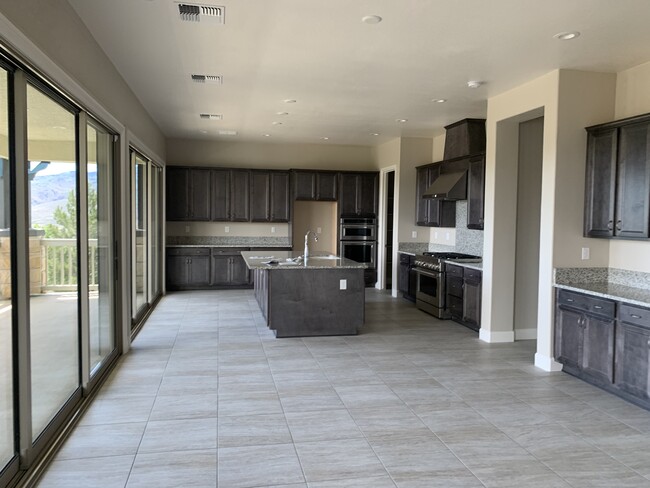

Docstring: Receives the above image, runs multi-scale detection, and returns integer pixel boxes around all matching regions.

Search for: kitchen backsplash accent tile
[167,236,291,247]
[554,267,650,290]
[454,201,484,256]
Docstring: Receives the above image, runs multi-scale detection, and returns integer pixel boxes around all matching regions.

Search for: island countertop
[241,251,366,270]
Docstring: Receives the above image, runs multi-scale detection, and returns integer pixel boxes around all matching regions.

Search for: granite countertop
[398,250,416,256]
[555,282,650,308]
[241,251,366,270]
[446,259,483,271]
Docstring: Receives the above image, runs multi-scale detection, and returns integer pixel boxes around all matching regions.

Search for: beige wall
[166,221,289,238]
[166,139,374,170]
[611,61,650,272]
[292,201,337,254]
[432,133,446,162]
[0,0,166,158]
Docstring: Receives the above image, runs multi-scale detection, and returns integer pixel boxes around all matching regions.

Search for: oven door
[415,268,444,309]
[339,224,376,240]
[339,240,376,268]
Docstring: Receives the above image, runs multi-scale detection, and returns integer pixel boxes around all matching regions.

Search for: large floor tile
[37,454,134,488]
[56,422,146,460]
[218,443,304,488]
[139,417,217,453]
[218,413,292,447]
[127,449,217,488]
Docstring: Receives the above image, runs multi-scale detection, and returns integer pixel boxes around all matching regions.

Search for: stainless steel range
[414,252,481,318]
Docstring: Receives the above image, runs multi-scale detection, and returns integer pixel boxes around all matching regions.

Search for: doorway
[384,171,395,289]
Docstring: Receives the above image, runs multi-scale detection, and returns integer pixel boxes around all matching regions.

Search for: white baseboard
[534,353,563,372]
[515,328,537,340]
[479,329,515,343]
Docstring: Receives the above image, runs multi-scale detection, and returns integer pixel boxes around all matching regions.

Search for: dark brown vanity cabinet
[338,172,378,216]
[293,171,338,201]
[555,290,615,385]
[166,167,211,221]
[249,171,290,222]
[585,114,650,239]
[415,164,456,227]
[615,303,650,401]
[166,247,211,289]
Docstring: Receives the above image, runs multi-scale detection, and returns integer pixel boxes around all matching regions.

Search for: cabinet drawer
[167,247,210,256]
[464,268,482,282]
[619,303,650,328]
[399,253,412,265]
[446,265,464,278]
[211,248,244,256]
[447,276,463,298]
[557,290,615,318]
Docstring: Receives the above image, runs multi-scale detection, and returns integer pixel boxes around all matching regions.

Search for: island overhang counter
[241,251,366,338]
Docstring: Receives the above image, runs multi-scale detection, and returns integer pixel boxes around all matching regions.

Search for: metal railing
[41,238,98,291]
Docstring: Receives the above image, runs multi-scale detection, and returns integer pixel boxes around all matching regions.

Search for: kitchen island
[241,251,366,338]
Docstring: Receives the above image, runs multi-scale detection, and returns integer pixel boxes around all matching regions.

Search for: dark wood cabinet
[250,171,290,222]
[166,248,211,289]
[398,253,416,302]
[462,268,482,328]
[211,249,250,286]
[165,167,211,221]
[338,172,378,217]
[555,289,616,385]
[415,164,456,227]
[585,114,650,239]
[210,169,250,222]
[615,304,650,400]
[467,155,485,230]
[293,171,338,201]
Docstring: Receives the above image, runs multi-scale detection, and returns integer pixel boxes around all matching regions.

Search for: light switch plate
[411,231,417,238]
[225,226,230,233]
[317,227,322,234]
[445,232,450,241]
[581,247,590,260]
[271,226,276,233]
[339,279,347,290]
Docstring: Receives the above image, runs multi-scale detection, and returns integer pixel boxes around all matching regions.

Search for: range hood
[422,171,467,200]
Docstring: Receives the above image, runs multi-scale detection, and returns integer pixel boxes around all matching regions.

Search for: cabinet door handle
[607,220,613,231]
[616,220,622,231]
[594,305,602,309]
[566,298,574,302]
[631,314,642,319]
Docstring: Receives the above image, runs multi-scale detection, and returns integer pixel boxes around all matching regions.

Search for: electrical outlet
[434,231,439,239]
[445,232,450,241]
[411,231,417,238]
[271,226,276,233]
[581,247,590,260]
[317,227,322,234]
[339,279,347,290]
[184,225,190,233]
[224,226,230,233]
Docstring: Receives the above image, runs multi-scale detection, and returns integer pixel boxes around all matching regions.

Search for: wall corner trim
[534,353,563,372]
[478,328,515,343]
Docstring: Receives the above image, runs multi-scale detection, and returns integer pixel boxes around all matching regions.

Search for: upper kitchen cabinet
[211,169,250,222]
[293,170,338,201]
[338,172,378,217]
[166,167,211,221]
[467,155,486,229]
[250,170,291,222]
[443,119,487,160]
[585,114,650,239]
[415,164,456,227]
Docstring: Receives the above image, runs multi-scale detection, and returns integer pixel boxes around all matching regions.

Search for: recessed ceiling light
[283,99,297,104]
[432,99,447,103]
[554,31,580,40]
[396,118,408,123]
[272,121,283,125]
[262,133,271,137]
[276,111,289,116]
[466,81,483,89]
[370,133,380,136]
[321,137,329,140]
[361,15,382,24]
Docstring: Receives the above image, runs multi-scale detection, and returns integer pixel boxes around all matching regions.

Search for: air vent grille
[218,130,237,136]
[191,74,223,84]
[178,3,224,23]
[200,113,223,120]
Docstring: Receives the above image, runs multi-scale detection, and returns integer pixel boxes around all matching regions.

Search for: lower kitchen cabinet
[445,264,481,331]
[555,289,650,409]
[211,249,250,286]
[166,248,211,289]
[397,253,416,302]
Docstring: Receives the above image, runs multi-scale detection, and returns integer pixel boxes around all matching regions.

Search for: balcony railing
[41,238,98,292]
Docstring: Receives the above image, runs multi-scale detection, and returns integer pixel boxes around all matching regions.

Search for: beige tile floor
[36,289,650,487]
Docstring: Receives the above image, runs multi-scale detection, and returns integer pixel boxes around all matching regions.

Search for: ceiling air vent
[200,113,223,120]
[178,3,224,24]
[191,74,223,84]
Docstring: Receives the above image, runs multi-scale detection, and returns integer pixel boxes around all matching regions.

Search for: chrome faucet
[304,230,319,258]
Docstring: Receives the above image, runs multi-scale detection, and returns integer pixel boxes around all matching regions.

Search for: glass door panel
[133,153,148,319]
[26,84,79,440]
[0,68,15,469]
[87,123,114,375]
[151,165,162,300]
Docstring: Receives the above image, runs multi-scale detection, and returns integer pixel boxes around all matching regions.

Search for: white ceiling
[68,0,650,146]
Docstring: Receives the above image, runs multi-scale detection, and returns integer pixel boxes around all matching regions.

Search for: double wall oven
[339,217,377,285]
[414,252,480,318]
